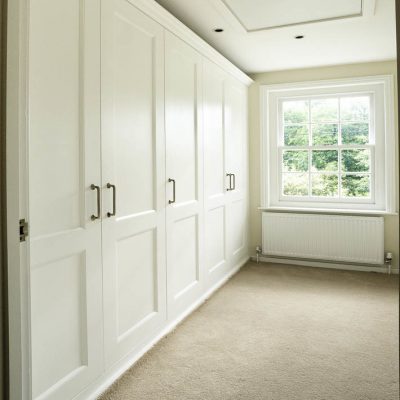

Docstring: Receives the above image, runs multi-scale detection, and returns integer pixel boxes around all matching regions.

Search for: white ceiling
[154,0,396,73]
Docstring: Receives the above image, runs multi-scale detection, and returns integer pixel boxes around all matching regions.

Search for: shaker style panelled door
[203,61,248,288]
[225,79,248,266]
[165,32,204,319]
[101,0,167,366]
[28,1,103,399]
[203,60,230,288]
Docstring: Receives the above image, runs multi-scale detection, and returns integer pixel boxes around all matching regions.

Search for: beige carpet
[99,262,399,400]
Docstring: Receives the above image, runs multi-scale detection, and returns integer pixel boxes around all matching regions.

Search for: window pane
[340,96,369,121]
[282,173,308,196]
[311,98,338,122]
[341,149,370,172]
[311,174,338,197]
[312,150,338,171]
[341,174,371,197]
[283,150,308,172]
[341,123,369,145]
[283,100,308,124]
[312,124,338,145]
[284,125,309,146]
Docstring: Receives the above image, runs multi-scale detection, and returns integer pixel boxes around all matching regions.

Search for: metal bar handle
[107,183,116,217]
[226,173,232,191]
[168,178,176,204]
[90,184,101,221]
[232,173,236,191]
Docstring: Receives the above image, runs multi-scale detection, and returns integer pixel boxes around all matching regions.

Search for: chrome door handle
[107,183,116,217]
[168,178,176,204]
[226,173,233,191]
[232,173,236,191]
[90,184,101,221]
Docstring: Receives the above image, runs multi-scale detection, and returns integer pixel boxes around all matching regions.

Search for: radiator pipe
[385,252,393,275]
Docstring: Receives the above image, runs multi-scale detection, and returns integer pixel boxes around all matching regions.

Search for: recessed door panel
[166,42,197,204]
[229,199,246,257]
[225,81,245,199]
[165,32,204,319]
[203,64,225,200]
[113,12,155,217]
[29,0,82,237]
[206,206,226,273]
[171,216,198,298]
[102,0,167,367]
[28,1,103,399]
[117,230,156,338]
[31,253,87,398]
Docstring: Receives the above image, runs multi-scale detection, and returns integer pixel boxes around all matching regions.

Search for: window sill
[258,206,398,216]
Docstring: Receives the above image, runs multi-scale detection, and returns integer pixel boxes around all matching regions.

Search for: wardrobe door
[225,79,249,267]
[101,0,167,366]
[28,1,103,399]
[165,32,204,319]
[203,60,230,289]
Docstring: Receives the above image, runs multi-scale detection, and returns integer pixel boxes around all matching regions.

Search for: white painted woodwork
[16,0,250,398]
[203,60,249,289]
[101,0,167,367]
[225,78,248,267]
[28,0,103,399]
[203,60,230,287]
[165,32,204,319]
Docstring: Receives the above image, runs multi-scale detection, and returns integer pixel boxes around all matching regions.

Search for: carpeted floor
[99,262,399,400]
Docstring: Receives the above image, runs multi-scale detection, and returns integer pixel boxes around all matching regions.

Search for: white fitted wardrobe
[11,0,251,399]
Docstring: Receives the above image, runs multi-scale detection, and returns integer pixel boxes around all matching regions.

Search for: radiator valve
[384,252,393,275]
[256,246,262,264]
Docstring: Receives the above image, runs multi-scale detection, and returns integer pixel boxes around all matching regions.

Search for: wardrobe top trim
[127,0,253,86]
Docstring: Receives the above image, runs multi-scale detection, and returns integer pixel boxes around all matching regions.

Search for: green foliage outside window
[342,175,370,197]
[341,123,369,144]
[312,124,338,145]
[284,125,308,146]
[281,97,371,198]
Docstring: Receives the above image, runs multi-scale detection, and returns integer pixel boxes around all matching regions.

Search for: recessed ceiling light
[214,28,224,33]
[295,35,304,39]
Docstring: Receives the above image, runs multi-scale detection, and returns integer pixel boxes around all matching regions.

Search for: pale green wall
[248,60,399,268]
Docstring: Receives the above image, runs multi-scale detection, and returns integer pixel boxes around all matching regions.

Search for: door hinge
[19,219,29,242]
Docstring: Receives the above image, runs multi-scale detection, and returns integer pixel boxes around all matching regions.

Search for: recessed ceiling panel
[222,0,363,31]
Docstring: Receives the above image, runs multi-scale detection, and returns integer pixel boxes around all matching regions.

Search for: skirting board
[251,255,399,274]
[74,256,250,400]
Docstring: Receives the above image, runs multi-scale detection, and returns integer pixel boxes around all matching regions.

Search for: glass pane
[311,174,338,197]
[312,150,338,171]
[284,125,309,146]
[341,123,369,145]
[341,174,371,198]
[282,173,308,196]
[312,124,338,145]
[311,98,338,122]
[340,96,369,122]
[283,100,309,124]
[283,150,308,172]
[341,149,370,172]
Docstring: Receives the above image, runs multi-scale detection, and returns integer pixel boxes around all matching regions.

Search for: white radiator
[262,212,384,265]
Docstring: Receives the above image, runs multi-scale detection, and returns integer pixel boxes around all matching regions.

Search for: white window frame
[260,76,397,214]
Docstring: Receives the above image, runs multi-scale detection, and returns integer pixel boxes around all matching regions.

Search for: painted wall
[248,60,399,269]
[0,0,7,396]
